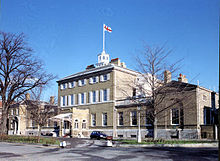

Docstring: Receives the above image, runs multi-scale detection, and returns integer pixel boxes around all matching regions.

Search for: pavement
[0,138,218,161]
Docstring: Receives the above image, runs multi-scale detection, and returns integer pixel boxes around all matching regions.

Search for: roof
[57,64,140,83]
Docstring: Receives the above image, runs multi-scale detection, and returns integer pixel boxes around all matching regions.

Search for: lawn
[114,139,217,145]
[0,135,60,145]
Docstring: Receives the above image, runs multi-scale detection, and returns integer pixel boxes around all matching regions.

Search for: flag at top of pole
[104,24,112,33]
[103,24,112,52]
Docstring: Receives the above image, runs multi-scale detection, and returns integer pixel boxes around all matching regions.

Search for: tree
[0,31,55,134]
[27,87,58,142]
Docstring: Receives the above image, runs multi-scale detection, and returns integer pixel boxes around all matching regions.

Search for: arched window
[74,119,79,129]
[82,120,86,129]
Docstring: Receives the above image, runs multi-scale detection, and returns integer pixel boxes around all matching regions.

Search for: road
[0,138,218,161]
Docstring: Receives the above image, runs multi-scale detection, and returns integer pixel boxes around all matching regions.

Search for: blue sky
[1,0,219,100]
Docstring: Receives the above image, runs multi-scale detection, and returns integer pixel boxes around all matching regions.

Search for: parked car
[90,131,107,139]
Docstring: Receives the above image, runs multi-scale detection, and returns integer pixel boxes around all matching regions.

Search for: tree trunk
[153,116,157,140]
[1,110,8,135]
[38,125,42,143]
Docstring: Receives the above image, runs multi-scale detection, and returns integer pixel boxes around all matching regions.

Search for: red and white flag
[104,24,112,33]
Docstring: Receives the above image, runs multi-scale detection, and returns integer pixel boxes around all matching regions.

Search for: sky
[0,0,219,100]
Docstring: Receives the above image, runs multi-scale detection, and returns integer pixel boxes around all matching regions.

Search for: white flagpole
[103,24,105,52]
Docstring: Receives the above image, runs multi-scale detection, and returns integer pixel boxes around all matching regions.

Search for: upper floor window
[103,89,107,101]
[60,83,67,90]
[203,95,207,101]
[61,96,66,107]
[69,81,75,88]
[93,91,96,103]
[145,111,153,126]
[78,79,86,86]
[81,93,85,104]
[100,73,110,82]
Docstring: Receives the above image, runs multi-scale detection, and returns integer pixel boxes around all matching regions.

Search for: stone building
[57,51,150,138]
[8,94,59,136]
[156,73,219,139]
[57,51,219,139]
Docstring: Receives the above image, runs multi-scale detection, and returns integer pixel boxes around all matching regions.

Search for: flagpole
[103,24,105,52]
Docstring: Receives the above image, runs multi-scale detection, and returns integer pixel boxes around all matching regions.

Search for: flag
[104,24,112,33]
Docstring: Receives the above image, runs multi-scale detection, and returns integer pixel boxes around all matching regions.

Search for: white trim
[96,90,99,102]
[100,75,104,82]
[78,94,81,105]
[84,92,87,104]
[100,90,103,102]
[107,88,110,101]
[170,108,180,125]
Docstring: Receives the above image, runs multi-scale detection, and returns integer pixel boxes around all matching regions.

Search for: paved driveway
[0,139,218,161]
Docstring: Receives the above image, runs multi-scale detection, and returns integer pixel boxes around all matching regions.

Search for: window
[69,81,75,88]
[82,120,86,129]
[61,96,66,107]
[102,113,107,126]
[81,93,84,104]
[78,79,86,86]
[93,77,96,83]
[64,121,70,129]
[61,83,67,89]
[171,108,179,125]
[103,89,107,101]
[204,107,212,125]
[131,111,137,126]
[93,91,96,103]
[146,111,153,126]
[69,94,74,105]
[91,114,96,126]
[103,74,108,81]
[132,88,136,97]
[54,122,57,127]
[74,119,79,129]
[203,95,207,101]
[118,112,123,126]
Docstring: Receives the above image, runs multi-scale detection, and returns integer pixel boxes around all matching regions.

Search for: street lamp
[137,106,141,143]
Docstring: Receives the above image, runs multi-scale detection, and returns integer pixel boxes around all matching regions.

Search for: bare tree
[27,87,58,142]
[0,31,55,134]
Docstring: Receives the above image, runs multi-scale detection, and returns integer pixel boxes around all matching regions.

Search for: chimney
[164,70,171,83]
[178,73,188,83]
[121,62,126,68]
[110,58,121,66]
[25,93,30,100]
[50,96,55,105]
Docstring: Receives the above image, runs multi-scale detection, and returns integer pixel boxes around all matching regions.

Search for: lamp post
[137,106,141,143]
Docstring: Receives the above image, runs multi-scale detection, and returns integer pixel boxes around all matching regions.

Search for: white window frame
[100,90,103,102]
[171,108,180,125]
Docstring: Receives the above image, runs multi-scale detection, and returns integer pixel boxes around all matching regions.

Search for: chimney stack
[25,93,30,100]
[178,74,188,83]
[50,96,55,105]
[164,70,171,83]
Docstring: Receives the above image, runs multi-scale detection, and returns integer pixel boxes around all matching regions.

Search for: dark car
[90,131,107,139]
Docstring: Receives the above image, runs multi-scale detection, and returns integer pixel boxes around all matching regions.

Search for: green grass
[114,139,217,145]
[0,135,60,145]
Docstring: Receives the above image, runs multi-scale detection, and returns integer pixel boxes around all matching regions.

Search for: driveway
[0,139,218,161]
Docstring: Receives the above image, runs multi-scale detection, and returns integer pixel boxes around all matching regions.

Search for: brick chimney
[25,93,30,100]
[50,96,55,105]
[178,73,188,83]
[164,70,171,83]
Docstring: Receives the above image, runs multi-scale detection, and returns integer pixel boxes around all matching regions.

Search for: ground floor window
[118,112,123,126]
[82,120,86,129]
[102,113,107,126]
[130,111,137,126]
[91,114,96,126]
[74,119,79,129]
[171,108,179,125]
